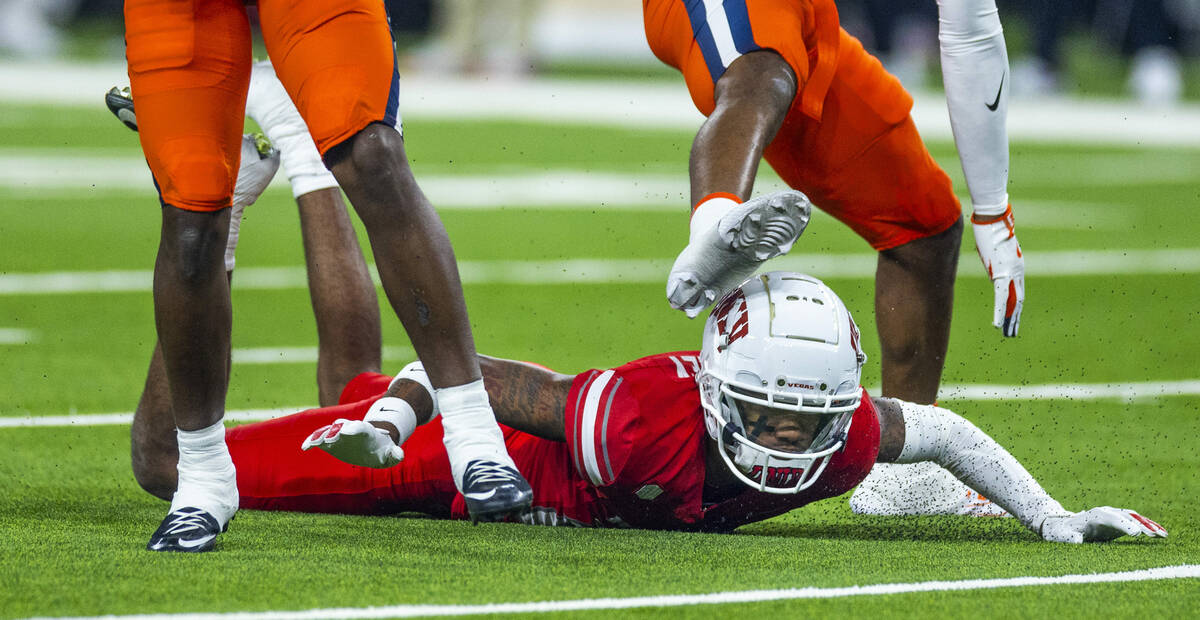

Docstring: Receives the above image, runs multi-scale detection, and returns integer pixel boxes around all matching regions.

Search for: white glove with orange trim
[1040,507,1168,543]
[972,205,1024,337]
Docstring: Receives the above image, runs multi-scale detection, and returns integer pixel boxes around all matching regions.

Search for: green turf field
[0,99,1197,618]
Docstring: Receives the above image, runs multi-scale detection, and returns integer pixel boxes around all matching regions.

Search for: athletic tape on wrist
[389,361,439,419]
[363,396,418,443]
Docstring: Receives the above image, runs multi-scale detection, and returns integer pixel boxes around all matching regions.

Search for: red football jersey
[563,352,880,531]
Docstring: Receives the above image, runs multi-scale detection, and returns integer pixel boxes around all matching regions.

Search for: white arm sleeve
[895,401,1066,532]
[936,0,1010,215]
[245,60,340,199]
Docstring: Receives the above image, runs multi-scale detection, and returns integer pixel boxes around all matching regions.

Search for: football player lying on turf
[131,272,1166,542]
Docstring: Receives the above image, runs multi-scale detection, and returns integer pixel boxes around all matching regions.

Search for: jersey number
[669,355,700,378]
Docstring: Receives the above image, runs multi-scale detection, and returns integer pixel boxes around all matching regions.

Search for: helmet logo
[712,290,750,348]
[848,316,865,365]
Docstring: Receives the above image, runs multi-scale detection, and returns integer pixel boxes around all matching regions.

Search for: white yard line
[4,59,1200,147]
[26,565,1200,620]
[3,379,1197,428]
[938,380,1200,402]
[232,346,412,365]
[0,409,298,429]
[1,249,1198,296]
[0,328,37,344]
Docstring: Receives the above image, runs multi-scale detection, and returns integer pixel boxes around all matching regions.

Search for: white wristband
[363,396,418,444]
[389,361,439,420]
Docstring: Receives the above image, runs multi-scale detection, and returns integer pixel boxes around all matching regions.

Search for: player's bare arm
[384,355,570,441]
[872,397,906,463]
[303,355,571,469]
[477,356,570,441]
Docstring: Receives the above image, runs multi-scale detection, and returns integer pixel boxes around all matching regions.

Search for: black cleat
[146,507,224,553]
[461,460,533,523]
[105,86,138,132]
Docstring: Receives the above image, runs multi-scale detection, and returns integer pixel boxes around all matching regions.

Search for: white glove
[301,418,405,469]
[1040,507,1168,544]
[972,205,1024,337]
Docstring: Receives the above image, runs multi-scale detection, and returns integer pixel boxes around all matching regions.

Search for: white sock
[689,194,741,244]
[170,420,238,526]
[436,380,513,486]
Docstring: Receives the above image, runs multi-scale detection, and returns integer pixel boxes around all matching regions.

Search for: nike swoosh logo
[176,534,216,549]
[464,489,498,501]
[986,74,1005,111]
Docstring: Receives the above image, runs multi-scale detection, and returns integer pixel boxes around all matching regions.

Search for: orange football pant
[125,0,399,212]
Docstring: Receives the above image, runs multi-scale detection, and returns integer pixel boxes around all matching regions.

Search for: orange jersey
[643,0,959,250]
[644,0,844,121]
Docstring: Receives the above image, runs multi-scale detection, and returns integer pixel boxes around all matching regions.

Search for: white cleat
[667,190,812,318]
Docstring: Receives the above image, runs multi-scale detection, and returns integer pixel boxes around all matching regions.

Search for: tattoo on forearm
[482,358,567,441]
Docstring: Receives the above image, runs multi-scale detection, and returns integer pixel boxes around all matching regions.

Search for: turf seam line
[26,564,1200,619]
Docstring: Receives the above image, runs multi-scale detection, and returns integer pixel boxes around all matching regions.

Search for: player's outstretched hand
[301,418,405,468]
[1041,507,1167,543]
[972,206,1024,337]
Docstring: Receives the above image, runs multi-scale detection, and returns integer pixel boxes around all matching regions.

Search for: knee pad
[151,135,237,211]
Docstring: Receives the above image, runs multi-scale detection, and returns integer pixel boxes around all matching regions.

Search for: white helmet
[698,272,867,494]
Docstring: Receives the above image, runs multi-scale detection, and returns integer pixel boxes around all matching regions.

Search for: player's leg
[257,0,531,521]
[244,60,383,406]
[687,52,794,204]
[655,2,816,317]
[874,217,961,403]
[295,188,383,405]
[131,343,176,501]
[126,0,251,551]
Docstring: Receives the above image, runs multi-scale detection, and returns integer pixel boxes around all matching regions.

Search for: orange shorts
[643,0,960,250]
[125,0,400,212]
